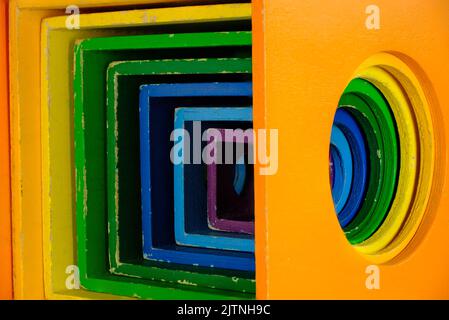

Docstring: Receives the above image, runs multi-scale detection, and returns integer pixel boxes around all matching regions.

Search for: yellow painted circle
[358,53,435,263]
[347,53,435,263]
[354,65,418,255]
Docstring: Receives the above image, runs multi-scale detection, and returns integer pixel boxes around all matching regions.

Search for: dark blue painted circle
[334,108,368,227]
[330,126,353,214]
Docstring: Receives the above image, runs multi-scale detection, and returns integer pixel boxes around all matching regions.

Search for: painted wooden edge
[0,0,13,300]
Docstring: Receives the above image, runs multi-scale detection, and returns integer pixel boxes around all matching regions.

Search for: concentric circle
[354,66,418,254]
[330,126,353,214]
[341,79,400,244]
[333,108,368,228]
[329,52,435,263]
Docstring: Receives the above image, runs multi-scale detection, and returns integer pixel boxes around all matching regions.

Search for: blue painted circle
[330,125,353,214]
[334,108,368,227]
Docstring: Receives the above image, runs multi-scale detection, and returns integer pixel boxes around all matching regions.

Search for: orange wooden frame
[9,0,249,300]
[0,0,13,300]
[252,0,449,299]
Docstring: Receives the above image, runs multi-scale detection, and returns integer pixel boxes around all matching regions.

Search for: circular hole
[329,52,435,263]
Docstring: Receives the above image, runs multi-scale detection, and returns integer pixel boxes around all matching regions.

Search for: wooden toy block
[11,0,251,299]
[206,129,255,235]
[107,62,255,292]
[74,32,253,299]
[138,82,254,272]
[252,0,449,299]
[0,0,13,300]
[39,4,251,300]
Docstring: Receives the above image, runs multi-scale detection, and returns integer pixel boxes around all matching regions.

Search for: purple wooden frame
[206,129,254,235]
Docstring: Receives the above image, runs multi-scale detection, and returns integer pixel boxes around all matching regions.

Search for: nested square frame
[75,32,253,299]
[173,107,254,253]
[9,0,252,299]
[107,61,255,290]
[38,3,251,299]
[17,0,237,300]
[137,81,254,271]
[206,128,255,235]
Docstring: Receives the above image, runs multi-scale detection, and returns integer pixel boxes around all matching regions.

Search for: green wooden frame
[106,59,254,291]
[74,32,254,299]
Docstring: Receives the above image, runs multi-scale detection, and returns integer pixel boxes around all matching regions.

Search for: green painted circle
[341,79,399,244]
[338,94,383,243]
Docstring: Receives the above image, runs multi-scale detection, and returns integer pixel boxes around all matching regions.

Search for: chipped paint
[82,166,88,221]
[177,279,198,287]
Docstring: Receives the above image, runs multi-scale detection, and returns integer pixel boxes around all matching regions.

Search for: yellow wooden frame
[10,0,251,299]
[42,4,250,300]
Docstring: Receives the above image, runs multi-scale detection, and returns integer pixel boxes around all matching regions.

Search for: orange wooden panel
[253,0,449,299]
[9,0,235,299]
[0,0,13,300]
[251,0,267,300]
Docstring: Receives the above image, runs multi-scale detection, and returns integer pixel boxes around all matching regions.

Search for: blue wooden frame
[139,82,254,271]
[173,107,254,253]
